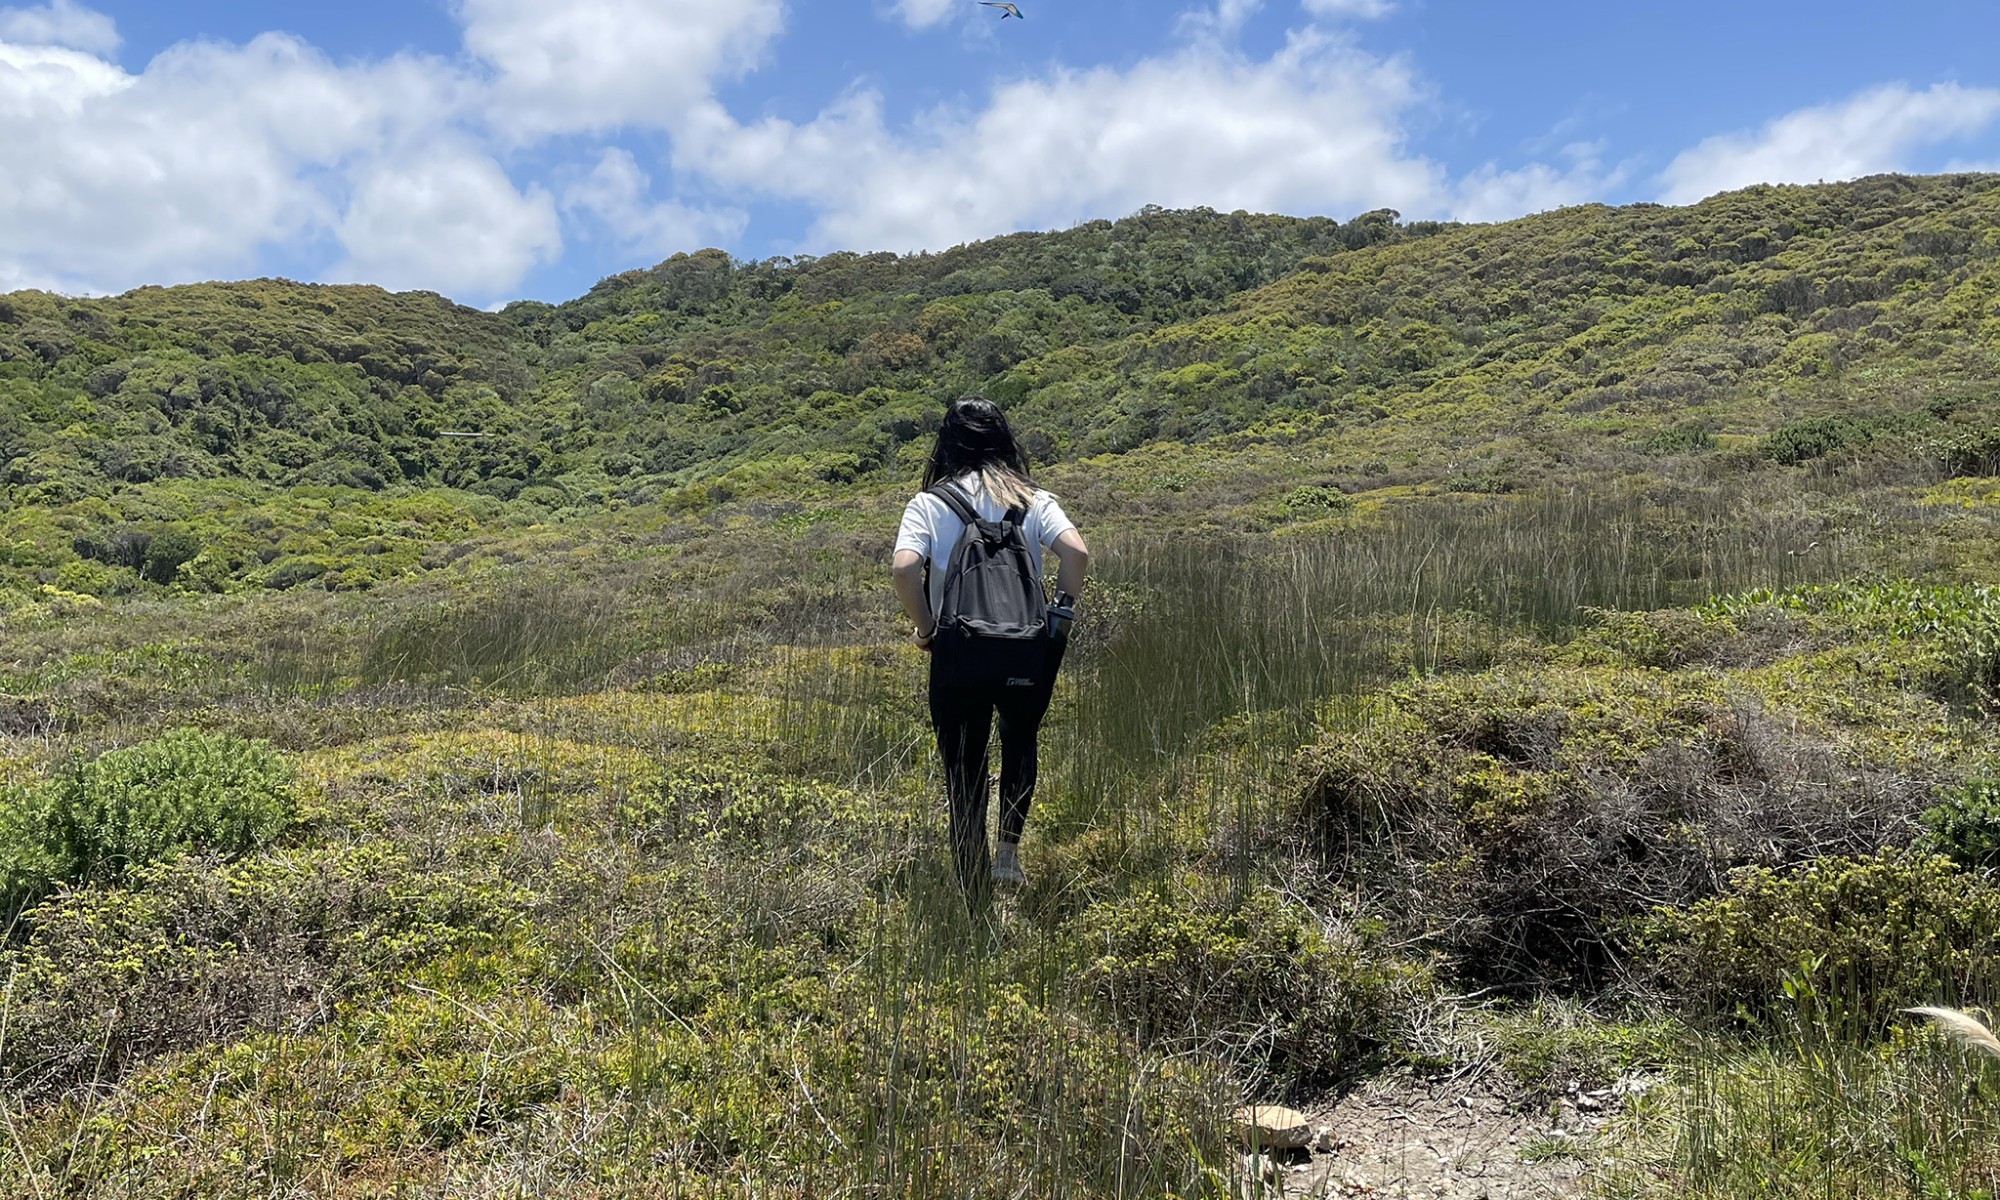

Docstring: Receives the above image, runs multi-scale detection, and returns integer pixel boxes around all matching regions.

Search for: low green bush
[1639,850,2000,1028]
[0,843,531,1094]
[1283,484,1352,513]
[1441,468,1514,493]
[0,783,59,919]
[33,728,295,886]
[261,557,330,590]
[1482,1001,1681,1097]
[1760,415,1876,465]
[1074,886,1421,1089]
[1704,579,2000,710]
[1920,774,2000,868]
[1930,423,2000,477]
[1951,592,2000,710]
[1642,423,1717,454]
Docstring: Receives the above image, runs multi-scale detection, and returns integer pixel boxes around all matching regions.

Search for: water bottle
[1047,591,1077,641]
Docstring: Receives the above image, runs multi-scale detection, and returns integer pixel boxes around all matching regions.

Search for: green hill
[5,174,2000,598]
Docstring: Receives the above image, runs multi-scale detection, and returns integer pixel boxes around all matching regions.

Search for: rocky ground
[1242,1070,1657,1199]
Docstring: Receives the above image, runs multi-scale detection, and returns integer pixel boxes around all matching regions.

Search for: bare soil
[1246,1070,1645,1199]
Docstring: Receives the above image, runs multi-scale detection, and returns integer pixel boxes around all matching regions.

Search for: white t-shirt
[895,473,1076,618]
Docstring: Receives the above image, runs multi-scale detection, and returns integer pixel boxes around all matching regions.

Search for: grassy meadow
[3,177,2000,1196]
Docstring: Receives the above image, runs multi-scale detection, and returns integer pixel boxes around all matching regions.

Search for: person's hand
[913,624,936,652]
[1047,593,1077,640]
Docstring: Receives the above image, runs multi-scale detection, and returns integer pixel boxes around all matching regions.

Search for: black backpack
[927,482,1050,689]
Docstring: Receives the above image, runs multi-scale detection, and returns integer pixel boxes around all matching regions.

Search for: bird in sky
[980,2,1024,17]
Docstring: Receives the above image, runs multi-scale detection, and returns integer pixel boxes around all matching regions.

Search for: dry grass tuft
[1904,1006,2000,1060]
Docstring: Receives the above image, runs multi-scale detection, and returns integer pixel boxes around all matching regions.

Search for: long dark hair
[922,395,1036,509]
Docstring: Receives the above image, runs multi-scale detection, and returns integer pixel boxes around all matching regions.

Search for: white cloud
[331,146,561,294]
[1180,0,1264,40]
[1659,82,2000,204]
[564,148,746,260]
[0,0,117,55]
[681,30,1444,252]
[889,0,958,30]
[1453,140,1626,222]
[457,0,786,138]
[0,3,616,298]
[0,39,127,117]
[1453,162,1607,223]
[0,30,480,293]
[1302,0,1395,20]
[0,4,647,301]
[0,260,71,293]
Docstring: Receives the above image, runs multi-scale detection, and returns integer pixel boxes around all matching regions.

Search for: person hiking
[891,396,1089,902]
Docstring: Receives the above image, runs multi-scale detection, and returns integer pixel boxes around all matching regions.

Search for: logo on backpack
[927,482,1051,690]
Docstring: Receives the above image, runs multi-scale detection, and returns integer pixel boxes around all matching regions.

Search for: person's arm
[1051,529,1089,599]
[891,549,935,650]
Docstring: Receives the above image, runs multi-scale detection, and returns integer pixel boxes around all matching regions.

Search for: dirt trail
[1250,1071,1638,1199]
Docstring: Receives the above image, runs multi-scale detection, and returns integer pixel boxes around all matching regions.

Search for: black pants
[929,637,1066,898]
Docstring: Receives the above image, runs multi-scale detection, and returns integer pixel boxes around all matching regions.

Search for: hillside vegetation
[0,176,1997,1197]
[6,173,2000,599]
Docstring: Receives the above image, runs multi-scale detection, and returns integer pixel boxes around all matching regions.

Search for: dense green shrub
[261,557,330,590]
[1283,483,1352,513]
[1441,468,1514,494]
[1952,592,2000,709]
[1639,850,2000,1026]
[139,525,203,585]
[1921,775,2000,868]
[1075,886,1420,1088]
[70,524,153,571]
[0,783,58,918]
[1931,423,2000,477]
[1760,415,1876,465]
[67,521,205,586]
[33,729,295,886]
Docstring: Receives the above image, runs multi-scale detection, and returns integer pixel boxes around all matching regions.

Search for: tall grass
[1614,991,2000,1198]
[0,484,1895,1198]
[1040,489,1851,848]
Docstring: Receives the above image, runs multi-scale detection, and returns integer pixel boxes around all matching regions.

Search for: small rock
[1233,1104,1315,1152]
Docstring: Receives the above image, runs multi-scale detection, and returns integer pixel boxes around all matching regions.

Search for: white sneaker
[992,842,1025,886]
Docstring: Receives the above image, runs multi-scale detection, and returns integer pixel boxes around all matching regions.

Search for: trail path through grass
[1286,1072,1622,1199]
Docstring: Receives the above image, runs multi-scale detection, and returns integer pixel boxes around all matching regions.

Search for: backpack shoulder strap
[926,483,981,527]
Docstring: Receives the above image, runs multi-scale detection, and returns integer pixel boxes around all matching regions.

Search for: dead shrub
[1296,666,1937,988]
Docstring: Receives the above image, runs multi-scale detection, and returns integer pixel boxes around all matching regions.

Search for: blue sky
[3,0,1998,306]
